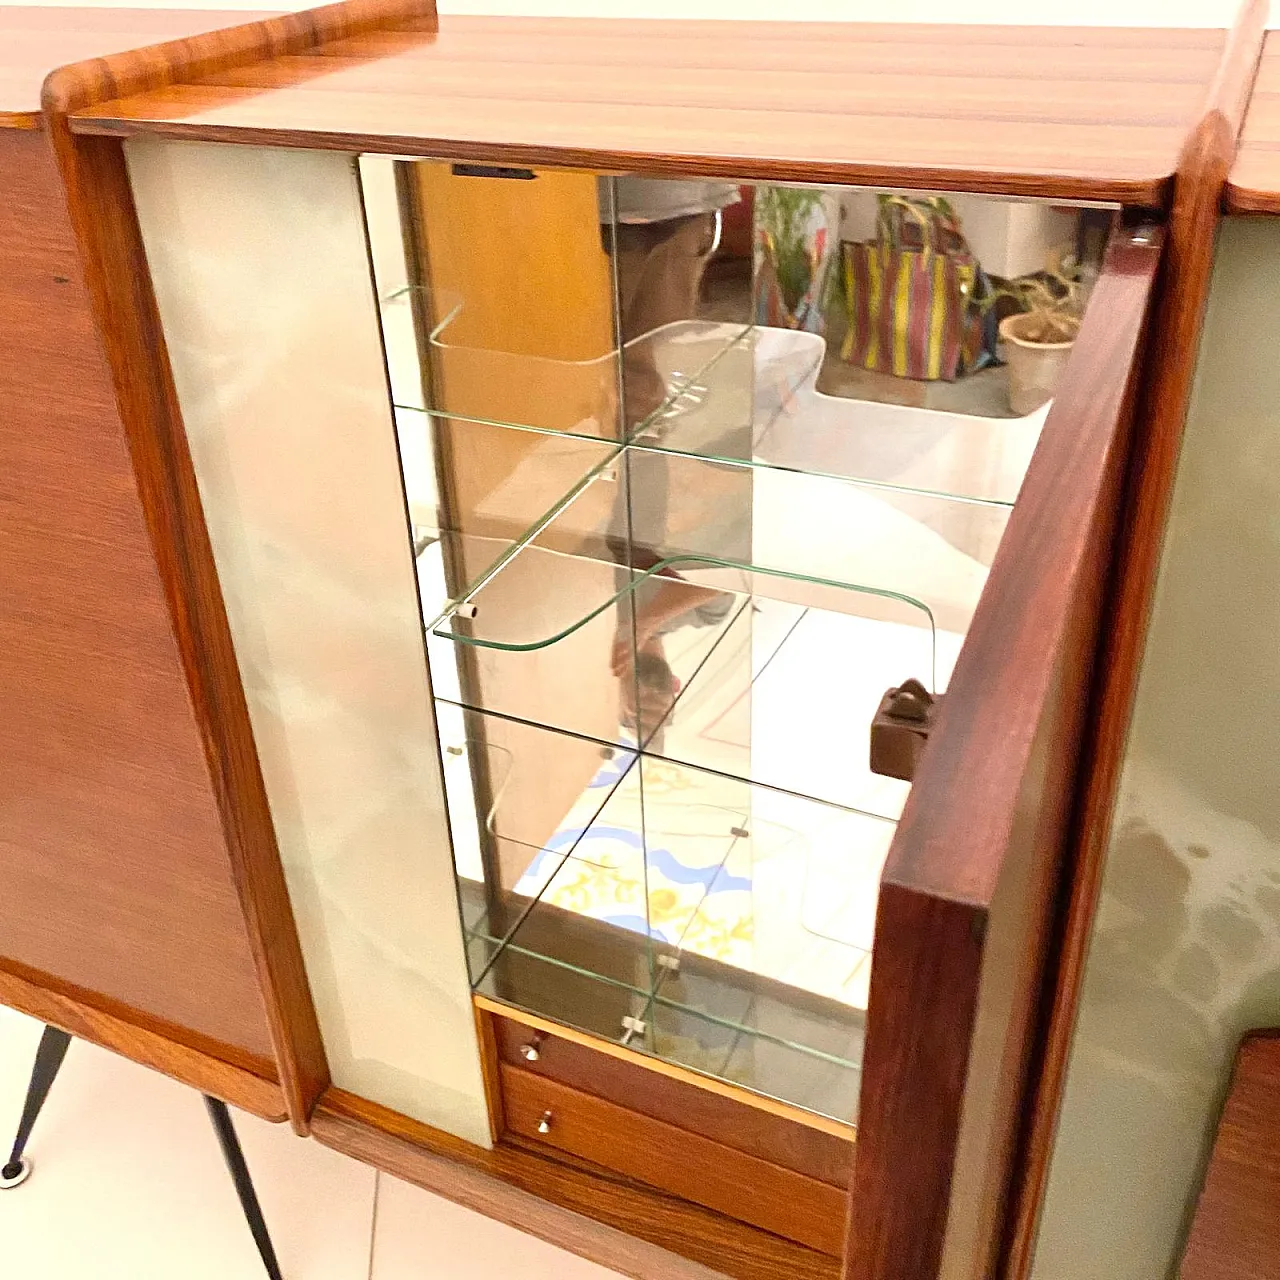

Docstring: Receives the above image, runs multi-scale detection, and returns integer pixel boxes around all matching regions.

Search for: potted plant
[997,249,1083,414]
[753,185,839,334]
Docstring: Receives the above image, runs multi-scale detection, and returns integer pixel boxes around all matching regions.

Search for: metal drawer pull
[520,1034,544,1062]
[537,1111,553,1135]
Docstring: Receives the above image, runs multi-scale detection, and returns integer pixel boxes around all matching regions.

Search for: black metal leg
[204,1096,284,1280]
[2,1025,72,1188]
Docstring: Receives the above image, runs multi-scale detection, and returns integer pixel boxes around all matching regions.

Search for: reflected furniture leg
[1,1024,71,1189]
[204,1095,285,1280]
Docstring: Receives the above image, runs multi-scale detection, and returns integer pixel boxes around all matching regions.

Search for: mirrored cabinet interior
[371,158,1110,1129]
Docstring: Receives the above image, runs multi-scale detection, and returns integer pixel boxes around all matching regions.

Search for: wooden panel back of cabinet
[1181,1031,1280,1280]
[0,125,275,1067]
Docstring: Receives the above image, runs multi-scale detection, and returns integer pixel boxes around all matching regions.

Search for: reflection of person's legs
[616,212,716,435]
[611,213,726,738]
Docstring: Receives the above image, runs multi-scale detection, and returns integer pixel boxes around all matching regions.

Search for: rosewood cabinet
[2,3,1269,1278]
[0,6,321,1129]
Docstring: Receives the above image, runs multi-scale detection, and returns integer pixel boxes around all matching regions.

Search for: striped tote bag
[840,195,996,382]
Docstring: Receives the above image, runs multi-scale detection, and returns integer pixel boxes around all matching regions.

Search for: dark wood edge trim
[848,226,1163,1280]
[312,1088,839,1280]
[880,230,1165,908]
[474,1004,506,1145]
[1001,2,1269,1275]
[36,124,330,1135]
[0,961,288,1121]
[846,891,985,1280]
[60,114,1177,208]
[1223,182,1280,214]
[41,0,437,117]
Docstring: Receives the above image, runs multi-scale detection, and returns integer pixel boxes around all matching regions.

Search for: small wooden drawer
[492,1012,855,1188]
[499,1063,848,1256]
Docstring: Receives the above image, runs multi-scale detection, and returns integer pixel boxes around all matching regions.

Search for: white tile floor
[0,1004,621,1280]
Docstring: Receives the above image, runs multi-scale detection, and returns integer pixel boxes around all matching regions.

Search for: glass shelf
[460,896,864,1122]
[631,322,1048,506]
[392,317,1044,509]
[427,304,755,443]
[442,706,879,1122]
[426,436,1007,639]
[426,559,953,818]
[417,437,981,816]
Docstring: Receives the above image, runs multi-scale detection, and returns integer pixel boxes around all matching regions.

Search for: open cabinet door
[846,226,1163,1280]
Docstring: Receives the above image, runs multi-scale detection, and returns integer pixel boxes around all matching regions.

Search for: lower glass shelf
[445,706,879,1123]
[424,534,961,820]
[464,904,863,1124]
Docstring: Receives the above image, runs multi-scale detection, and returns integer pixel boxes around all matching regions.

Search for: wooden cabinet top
[60,11,1230,204]
[1229,28,1280,212]
[0,6,273,127]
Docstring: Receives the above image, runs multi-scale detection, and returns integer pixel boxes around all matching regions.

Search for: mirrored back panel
[361,156,1114,1126]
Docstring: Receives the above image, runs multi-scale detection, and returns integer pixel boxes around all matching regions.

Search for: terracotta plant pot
[999,312,1077,415]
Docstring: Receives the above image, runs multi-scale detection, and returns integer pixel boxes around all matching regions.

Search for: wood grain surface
[1181,1031,1280,1279]
[501,1066,847,1255]
[0,7,274,127]
[34,118,329,1134]
[42,0,435,117]
[62,17,1226,203]
[31,0,439,1136]
[314,1087,840,1280]
[0,125,278,1067]
[491,1011,855,1188]
[1002,6,1269,1275]
[0,960,286,1121]
[847,228,1163,1280]
[1228,30,1280,211]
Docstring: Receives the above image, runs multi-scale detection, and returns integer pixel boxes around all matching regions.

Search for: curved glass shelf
[425,442,1005,641]
[389,294,1044,507]
[398,283,755,443]
[449,717,873,1124]
[633,324,1047,507]
[436,551,937,662]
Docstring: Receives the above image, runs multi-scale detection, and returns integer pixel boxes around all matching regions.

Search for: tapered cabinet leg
[203,1096,284,1280]
[1,1025,72,1190]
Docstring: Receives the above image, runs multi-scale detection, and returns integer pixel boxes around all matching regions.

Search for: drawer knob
[537,1111,553,1135]
[520,1035,543,1063]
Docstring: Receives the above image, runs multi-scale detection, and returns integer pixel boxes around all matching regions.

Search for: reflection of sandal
[636,649,679,697]
[621,650,680,747]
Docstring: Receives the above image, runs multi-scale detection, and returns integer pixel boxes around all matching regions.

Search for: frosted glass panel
[127,138,492,1148]
[1031,217,1280,1279]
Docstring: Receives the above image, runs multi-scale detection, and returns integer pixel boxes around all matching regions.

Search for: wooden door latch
[870,678,938,782]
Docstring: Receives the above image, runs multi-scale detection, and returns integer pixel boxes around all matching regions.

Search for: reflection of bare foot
[618,639,680,739]
[610,572,723,677]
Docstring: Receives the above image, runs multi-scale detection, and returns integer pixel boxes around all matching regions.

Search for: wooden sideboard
[0,8,319,1125]
[2,4,1276,1279]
